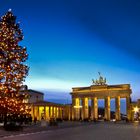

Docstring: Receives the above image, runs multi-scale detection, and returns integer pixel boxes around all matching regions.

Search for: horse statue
[92,72,107,85]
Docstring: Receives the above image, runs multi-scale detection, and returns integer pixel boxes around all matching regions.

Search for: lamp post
[133,106,139,122]
[134,106,139,112]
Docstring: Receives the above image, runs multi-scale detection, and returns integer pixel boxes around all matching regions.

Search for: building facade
[71,84,131,121]
[70,74,139,121]
[20,86,68,121]
[22,80,140,122]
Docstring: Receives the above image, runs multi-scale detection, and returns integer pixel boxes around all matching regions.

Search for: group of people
[0,114,33,125]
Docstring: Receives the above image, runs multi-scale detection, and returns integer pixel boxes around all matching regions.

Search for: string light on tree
[0,9,29,120]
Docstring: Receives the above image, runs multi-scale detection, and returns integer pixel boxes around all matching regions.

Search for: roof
[28,89,44,95]
[31,100,65,107]
[72,84,131,92]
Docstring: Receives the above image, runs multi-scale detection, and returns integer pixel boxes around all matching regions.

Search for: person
[29,115,32,125]
[34,117,37,124]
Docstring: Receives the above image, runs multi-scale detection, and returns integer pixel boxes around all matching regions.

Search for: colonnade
[31,106,63,121]
[72,96,131,121]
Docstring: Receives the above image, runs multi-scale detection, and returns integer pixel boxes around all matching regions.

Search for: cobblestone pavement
[0,121,88,138]
[1,121,140,140]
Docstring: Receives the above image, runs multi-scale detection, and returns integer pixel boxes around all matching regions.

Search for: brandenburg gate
[70,73,132,121]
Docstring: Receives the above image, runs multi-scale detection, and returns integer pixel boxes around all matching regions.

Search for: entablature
[71,84,132,99]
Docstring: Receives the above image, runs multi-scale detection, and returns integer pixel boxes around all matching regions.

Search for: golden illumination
[75,98,80,106]
[0,10,29,116]
[74,105,82,108]
[133,106,139,113]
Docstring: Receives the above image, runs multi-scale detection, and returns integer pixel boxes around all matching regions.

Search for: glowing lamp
[74,105,82,108]
[134,106,139,113]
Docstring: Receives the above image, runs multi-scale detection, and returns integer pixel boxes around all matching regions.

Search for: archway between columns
[110,98,115,119]
[98,99,105,120]
[120,98,127,120]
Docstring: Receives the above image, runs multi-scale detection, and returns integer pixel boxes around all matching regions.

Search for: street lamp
[74,105,82,108]
[133,106,139,122]
[133,106,139,113]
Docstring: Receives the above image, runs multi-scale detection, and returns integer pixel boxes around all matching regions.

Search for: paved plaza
[1,122,140,140]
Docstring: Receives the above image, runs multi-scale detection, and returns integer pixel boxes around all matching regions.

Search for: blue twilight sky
[1,0,140,102]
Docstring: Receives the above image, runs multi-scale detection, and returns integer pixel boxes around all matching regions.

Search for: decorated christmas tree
[0,9,29,123]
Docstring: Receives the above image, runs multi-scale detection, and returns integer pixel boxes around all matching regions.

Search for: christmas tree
[0,9,29,122]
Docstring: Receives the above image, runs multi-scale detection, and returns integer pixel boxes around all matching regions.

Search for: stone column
[92,97,98,120]
[59,108,61,119]
[105,97,110,121]
[52,107,54,118]
[115,96,121,121]
[60,108,63,119]
[70,106,73,120]
[54,107,56,118]
[130,105,134,121]
[58,108,60,118]
[37,106,40,120]
[44,106,46,120]
[49,106,51,118]
[81,98,84,120]
[45,106,49,121]
[82,98,89,120]
[31,105,34,120]
[126,96,131,121]
[75,98,80,120]
[33,106,35,120]
[56,107,58,118]
[72,98,76,120]
[49,107,51,118]
[68,107,71,120]
[91,99,94,120]
[56,107,59,118]
[34,106,37,120]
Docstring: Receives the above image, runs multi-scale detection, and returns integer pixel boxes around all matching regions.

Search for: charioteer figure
[92,72,107,85]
